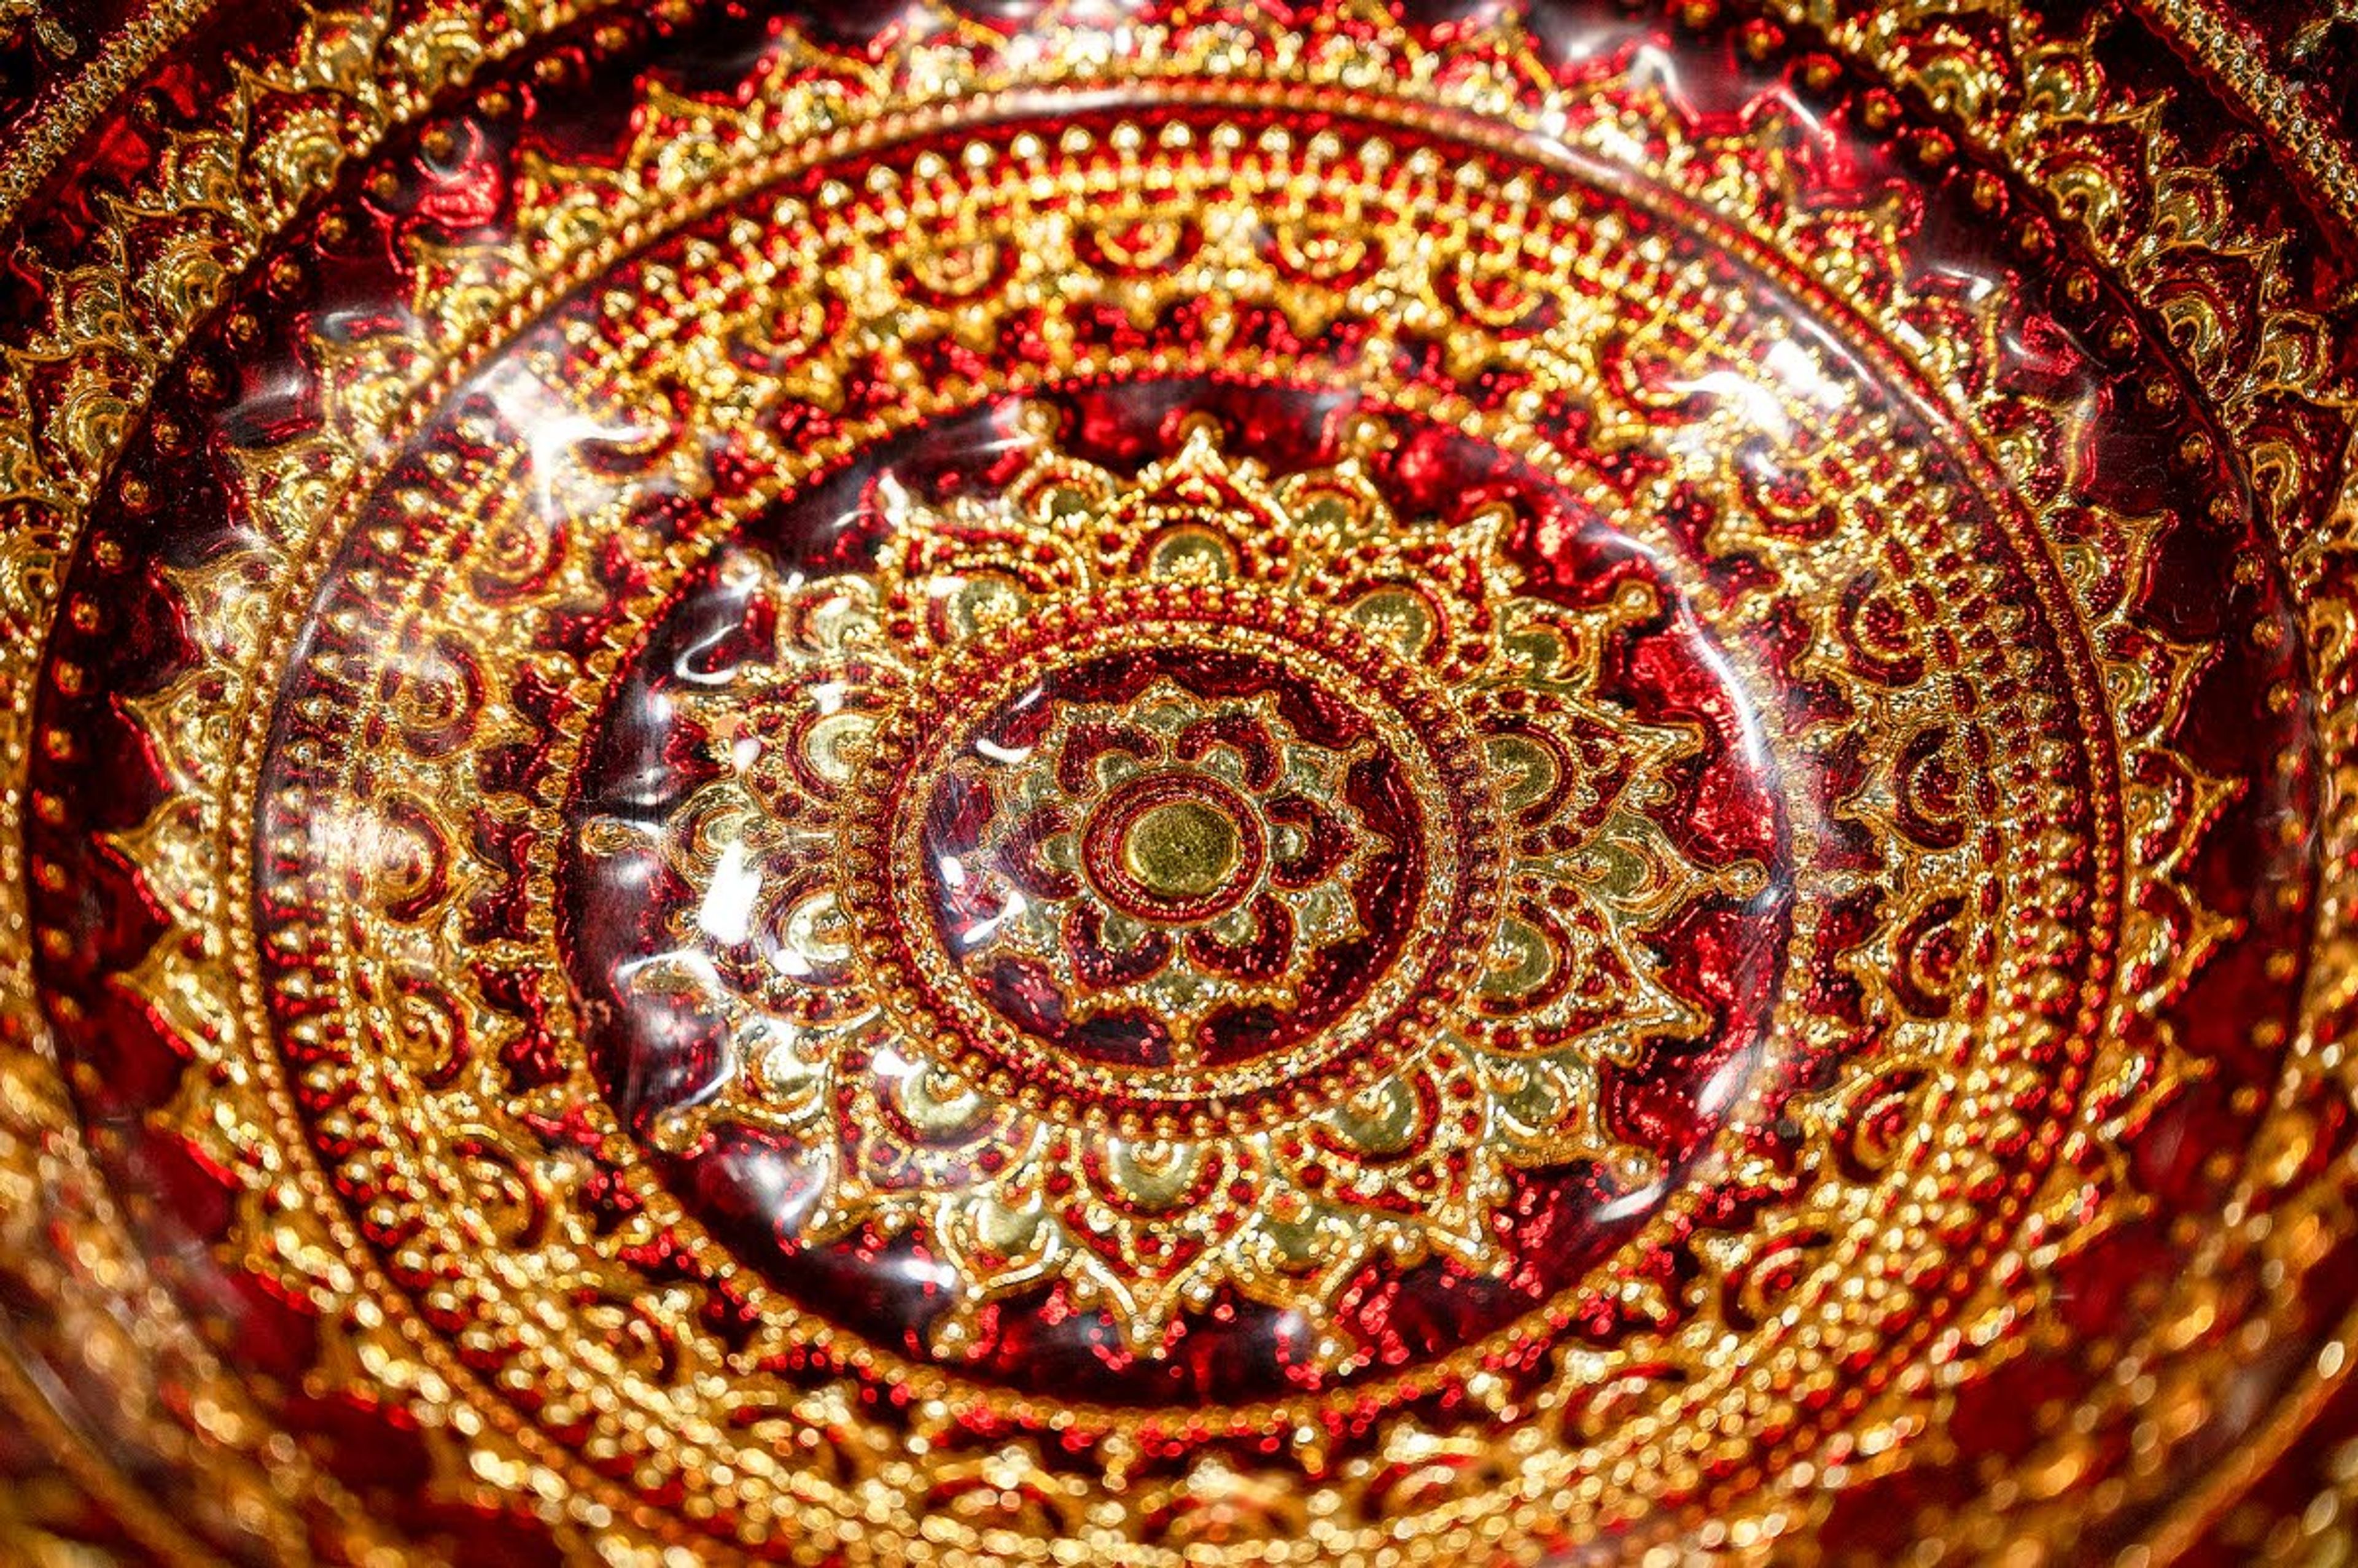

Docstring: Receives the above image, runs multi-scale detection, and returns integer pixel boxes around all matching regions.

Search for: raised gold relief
[0,1,2347,1563]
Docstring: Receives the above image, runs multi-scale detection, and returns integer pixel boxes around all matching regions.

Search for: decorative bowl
[3,2,2357,1562]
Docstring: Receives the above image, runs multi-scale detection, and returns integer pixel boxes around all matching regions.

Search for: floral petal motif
[17,1,2317,1559]
[609,416,1759,1348]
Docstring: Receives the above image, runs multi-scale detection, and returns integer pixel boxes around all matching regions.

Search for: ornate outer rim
[0,1,2351,1562]
[0,7,634,1561]
[1751,1,2358,1554]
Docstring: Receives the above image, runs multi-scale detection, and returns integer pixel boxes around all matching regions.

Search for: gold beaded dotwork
[0,2,2351,1565]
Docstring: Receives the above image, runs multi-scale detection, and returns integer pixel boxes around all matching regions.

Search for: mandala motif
[0,1,2352,1564]
[584,411,1751,1343]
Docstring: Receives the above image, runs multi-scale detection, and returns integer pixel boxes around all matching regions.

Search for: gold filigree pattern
[589,415,1736,1348]
[79,20,2215,1553]
[0,1,2346,1563]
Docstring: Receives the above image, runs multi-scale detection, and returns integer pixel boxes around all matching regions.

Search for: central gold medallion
[578,410,1757,1346]
[1113,790,1245,906]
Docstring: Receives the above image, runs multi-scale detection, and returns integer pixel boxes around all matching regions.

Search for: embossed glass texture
[1,1,2344,1562]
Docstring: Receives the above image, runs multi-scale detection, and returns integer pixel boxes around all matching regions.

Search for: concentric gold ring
[839,581,1503,1131]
